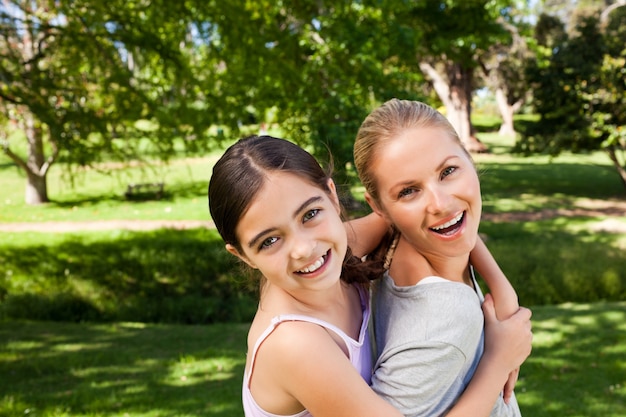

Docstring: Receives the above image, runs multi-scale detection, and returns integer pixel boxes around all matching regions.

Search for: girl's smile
[228,171,347,292]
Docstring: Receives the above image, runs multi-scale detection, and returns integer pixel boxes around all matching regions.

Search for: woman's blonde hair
[353,98,467,206]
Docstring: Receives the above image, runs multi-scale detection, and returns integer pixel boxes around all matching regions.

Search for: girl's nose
[290,234,316,260]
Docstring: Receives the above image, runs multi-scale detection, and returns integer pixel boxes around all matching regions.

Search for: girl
[354,99,526,416]
[208,135,532,417]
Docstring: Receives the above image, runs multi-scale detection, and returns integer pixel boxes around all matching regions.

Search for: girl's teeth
[432,212,464,230]
[298,256,325,273]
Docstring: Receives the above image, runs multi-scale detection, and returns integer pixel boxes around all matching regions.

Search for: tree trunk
[25,171,48,204]
[24,113,50,204]
[419,61,488,153]
[496,88,515,136]
[446,64,488,153]
[606,146,626,192]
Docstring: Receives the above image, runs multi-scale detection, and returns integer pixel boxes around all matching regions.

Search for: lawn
[0,301,624,417]
[1,127,625,416]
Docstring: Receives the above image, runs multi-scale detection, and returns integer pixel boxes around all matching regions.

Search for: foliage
[0,0,224,203]
[1,302,625,417]
[518,4,626,188]
[477,219,626,306]
[0,229,259,324]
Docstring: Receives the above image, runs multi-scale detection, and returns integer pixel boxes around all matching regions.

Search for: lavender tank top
[241,284,372,417]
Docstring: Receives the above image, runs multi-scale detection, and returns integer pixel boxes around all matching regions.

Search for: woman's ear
[225,243,257,269]
[365,192,389,222]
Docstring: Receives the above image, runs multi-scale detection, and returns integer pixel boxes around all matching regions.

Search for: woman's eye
[259,236,278,250]
[441,166,457,178]
[398,188,415,199]
[303,209,320,222]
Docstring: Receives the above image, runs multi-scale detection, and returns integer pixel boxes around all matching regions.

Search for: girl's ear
[225,243,257,269]
[326,178,341,211]
[365,192,390,222]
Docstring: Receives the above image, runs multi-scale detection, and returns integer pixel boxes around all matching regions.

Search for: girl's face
[367,126,482,260]
[227,171,347,293]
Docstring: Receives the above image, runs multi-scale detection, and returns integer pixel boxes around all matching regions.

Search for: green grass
[0,320,248,417]
[1,119,625,415]
[0,301,624,417]
[0,228,257,324]
[519,302,626,417]
[474,132,625,213]
[0,156,218,223]
[2,130,623,223]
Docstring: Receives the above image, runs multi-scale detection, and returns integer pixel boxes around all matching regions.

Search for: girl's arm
[444,295,532,417]
[265,322,403,417]
[345,212,389,258]
[469,237,522,403]
[469,237,518,320]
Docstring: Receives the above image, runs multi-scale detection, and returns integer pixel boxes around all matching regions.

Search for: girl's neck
[260,279,352,316]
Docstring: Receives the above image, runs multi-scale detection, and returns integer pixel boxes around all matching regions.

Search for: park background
[1,1,625,416]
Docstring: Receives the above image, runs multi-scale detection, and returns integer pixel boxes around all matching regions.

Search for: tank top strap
[245,284,369,388]
[245,312,358,387]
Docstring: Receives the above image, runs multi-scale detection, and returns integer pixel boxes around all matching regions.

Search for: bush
[0,229,258,324]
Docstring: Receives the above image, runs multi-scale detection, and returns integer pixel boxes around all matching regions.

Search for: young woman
[208,135,532,417]
[354,98,527,416]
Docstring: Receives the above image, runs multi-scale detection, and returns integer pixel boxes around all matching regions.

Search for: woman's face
[227,171,347,293]
[367,126,482,260]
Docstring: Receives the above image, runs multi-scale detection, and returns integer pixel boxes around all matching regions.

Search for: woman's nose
[425,186,451,214]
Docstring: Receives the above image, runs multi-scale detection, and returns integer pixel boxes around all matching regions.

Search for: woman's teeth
[431,212,464,231]
[298,255,326,273]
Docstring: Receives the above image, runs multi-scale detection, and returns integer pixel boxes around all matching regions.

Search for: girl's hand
[503,368,520,403]
[481,293,533,374]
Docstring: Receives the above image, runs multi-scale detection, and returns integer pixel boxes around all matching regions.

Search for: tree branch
[2,144,30,173]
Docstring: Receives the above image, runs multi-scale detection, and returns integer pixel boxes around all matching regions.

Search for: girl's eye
[303,209,320,222]
[441,166,457,178]
[259,236,278,250]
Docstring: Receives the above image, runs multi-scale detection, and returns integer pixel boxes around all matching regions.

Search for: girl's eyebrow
[246,196,323,249]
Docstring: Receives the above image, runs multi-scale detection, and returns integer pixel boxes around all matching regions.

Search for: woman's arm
[470,237,518,320]
[345,212,389,258]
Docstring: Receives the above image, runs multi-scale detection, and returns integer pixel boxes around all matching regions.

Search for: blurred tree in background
[519,1,626,189]
[1,0,625,204]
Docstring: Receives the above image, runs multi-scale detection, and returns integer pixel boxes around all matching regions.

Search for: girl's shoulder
[248,312,340,358]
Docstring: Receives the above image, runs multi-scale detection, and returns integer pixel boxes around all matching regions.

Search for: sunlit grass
[0,321,248,417]
[1,302,624,417]
[518,302,626,417]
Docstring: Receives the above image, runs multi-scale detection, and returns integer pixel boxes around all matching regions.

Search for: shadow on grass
[45,179,210,207]
[519,302,626,417]
[476,220,626,306]
[0,228,258,324]
[478,161,625,211]
[0,320,248,417]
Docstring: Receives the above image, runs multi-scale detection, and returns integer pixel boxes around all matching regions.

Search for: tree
[381,0,514,152]
[194,1,423,203]
[478,5,536,137]
[519,2,626,189]
[0,0,208,204]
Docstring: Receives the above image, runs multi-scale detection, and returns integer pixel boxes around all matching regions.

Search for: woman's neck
[389,237,470,286]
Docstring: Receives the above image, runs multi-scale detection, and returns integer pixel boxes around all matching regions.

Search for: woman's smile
[429,211,466,237]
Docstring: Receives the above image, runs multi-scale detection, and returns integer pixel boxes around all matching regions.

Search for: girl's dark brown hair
[208,135,371,284]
